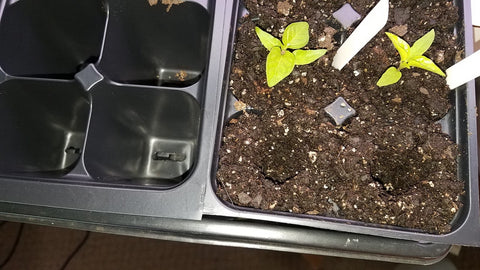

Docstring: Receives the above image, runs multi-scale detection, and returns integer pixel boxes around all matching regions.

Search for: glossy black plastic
[203,0,480,247]
[0,0,106,79]
[0,0,209,186]
[0,79,89,176]
[0,0,478,261]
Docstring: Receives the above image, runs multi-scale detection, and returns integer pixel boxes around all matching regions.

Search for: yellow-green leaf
[293,49,327,65]
[282,22,309,50]
[386,32,410,62]
[255,26,283,51]
[408,56,446,76]
[377,66,402,87]
[266,47,295,87]
[409,29,435,58]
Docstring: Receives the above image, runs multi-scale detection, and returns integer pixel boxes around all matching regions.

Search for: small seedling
[255,22,327,87]
[377,29,445,87]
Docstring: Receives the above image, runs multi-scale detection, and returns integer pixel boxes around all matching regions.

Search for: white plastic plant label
[332,0,389,70]
[446,49,480,89]
[472,0,479,27]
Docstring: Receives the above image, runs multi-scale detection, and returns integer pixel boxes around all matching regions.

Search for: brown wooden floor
[1,221,480,270]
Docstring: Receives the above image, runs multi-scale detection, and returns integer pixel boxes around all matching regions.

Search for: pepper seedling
[255,22,327,87]
[377,29,445,87]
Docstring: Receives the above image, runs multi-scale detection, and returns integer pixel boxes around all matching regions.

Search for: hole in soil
[258,167,296,185]
[370,172,392,193]
[333,31,347,45]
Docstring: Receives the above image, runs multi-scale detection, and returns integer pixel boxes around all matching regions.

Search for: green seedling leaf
[266,47,295,87]
[385,32,410,62]
[409,56,446,76]
[255,22,328,87]
[282,21,309,49]
[379,29,445,87]
[377,66,402,87]
[255,26,283,51]
[293,49,327,65]
[409,29,435,58]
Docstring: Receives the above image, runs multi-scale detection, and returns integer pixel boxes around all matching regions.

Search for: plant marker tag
[446,50,480,89]
[332,0,389,70]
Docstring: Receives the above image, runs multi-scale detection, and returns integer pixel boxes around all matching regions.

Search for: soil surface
[216,0,464,234]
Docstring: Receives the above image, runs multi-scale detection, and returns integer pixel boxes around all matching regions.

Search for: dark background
[1,221,480,270]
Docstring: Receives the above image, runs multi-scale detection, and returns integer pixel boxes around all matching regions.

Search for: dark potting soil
[216,0,464,234]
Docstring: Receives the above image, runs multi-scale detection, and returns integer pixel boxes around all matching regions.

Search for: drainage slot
[65,146,82,155]
[152,152,186,162]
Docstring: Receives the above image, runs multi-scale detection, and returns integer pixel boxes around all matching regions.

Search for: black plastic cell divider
[0,0,211,183]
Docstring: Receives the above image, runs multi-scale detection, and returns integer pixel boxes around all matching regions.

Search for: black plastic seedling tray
[204,0,480,246]
[0,0,478,259]
[0,0,212,221]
